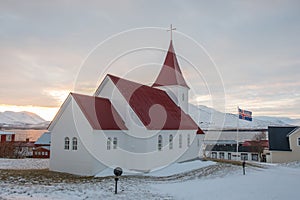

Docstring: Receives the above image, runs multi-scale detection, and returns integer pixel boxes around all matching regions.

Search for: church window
[113,137,118,149]
[72,137,78,150]
[169,134,173,150]
[64,137,70,150]
[187,134,191,147]
[158,135,163,151]
[182,93,184,101]
[107,137,111,150]
[298,137,300,146]
[179,134,182,148]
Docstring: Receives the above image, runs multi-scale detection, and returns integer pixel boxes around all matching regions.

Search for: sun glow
[0,104,59,121]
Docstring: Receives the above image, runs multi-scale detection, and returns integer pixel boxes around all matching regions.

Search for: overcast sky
[0,0,299,120]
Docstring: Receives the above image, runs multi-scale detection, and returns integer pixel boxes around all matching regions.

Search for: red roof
[72,93,127,130]
[242,140,269,148]
[152,40,189,88]
[108,74,199,130]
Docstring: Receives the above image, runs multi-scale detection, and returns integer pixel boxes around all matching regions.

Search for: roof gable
[108,74,198,130]
[72,93,127,130]
[268,126,297,151]
[35,132,51,145]
[152,41,189,88]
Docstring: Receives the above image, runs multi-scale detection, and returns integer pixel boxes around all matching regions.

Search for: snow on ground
[0,158,49,169]
[96,160,216,177]
[0,159,299,199]
[151,165,299,200]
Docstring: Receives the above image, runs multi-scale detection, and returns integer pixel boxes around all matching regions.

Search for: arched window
[179,134,182,148]
[107,137,111,150]
[72,137,78,150]
[187,134,191,147]
[158,135,162,151]
[64,137,70,150]
[113,137,118,149]
[169,134,173,150]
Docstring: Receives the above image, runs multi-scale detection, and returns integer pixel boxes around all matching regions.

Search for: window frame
[107,137,111,150]
[169,134,173,150]
[179,134,182,148]
[72,137,78,150]
[64,137,70,150]
[158,135,163,151]
[298,137,300,146]
[6,135,12,142]
[113,137,118,149]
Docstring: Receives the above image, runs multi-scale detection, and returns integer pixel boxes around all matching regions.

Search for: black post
[114,177,119,194]
[113,167,123,194]
[242,159,246,175]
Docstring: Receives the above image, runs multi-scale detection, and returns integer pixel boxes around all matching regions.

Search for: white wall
[49,97,107,176]
[154,85,189,113]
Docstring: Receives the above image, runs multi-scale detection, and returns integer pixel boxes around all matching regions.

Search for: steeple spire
[152,40,189,88]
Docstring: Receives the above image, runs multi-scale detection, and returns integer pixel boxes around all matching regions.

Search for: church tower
[152,38,189,113]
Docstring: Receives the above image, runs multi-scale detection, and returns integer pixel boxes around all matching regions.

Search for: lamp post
[242,158,246,175]
[114,167,123,194]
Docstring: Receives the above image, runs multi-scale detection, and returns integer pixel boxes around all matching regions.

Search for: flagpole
[236,106,239,161]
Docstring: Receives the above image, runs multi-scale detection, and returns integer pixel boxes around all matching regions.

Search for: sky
[0,0,299,121]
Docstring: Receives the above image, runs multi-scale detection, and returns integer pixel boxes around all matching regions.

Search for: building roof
[72,93,128,130]
[0,130,15,135]
[35,146,50,151]
[108,74,200,131]
[242,140,269,148]
[35,132,51,145]
[268,126,298,151]
[152,40,189,88]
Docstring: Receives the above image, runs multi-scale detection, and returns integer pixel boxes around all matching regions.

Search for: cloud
[0,0,299,118]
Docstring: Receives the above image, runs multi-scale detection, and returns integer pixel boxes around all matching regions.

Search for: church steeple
[152,40,189,88]
[152,25,190,113]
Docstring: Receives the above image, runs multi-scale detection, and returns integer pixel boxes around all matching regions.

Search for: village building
[14,139,35,158]
[0,130,15,158]
[49,40,205,176]
[266,126,300,163]
[33,132,51,158]
[0,130,15,143]
[204,129,268,162]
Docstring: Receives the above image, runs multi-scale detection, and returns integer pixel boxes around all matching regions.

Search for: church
[49,39,205,176]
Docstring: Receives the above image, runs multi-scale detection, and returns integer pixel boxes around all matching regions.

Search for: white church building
[49,40,205,176]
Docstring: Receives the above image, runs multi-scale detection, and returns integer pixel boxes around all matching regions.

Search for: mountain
[0,105,298,130]
[255,116,300,126]
[188,104,297,129]
[0,111,50,129]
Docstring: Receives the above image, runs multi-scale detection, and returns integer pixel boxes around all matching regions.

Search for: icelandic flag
[238,108,252,121]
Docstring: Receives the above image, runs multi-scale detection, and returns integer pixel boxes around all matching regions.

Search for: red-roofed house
[49,40,205,176]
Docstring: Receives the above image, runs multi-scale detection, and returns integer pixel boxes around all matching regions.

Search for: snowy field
[0,159,299,200]
[0,158,49,169]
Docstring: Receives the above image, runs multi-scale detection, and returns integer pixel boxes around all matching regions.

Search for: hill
[0,111,50,129]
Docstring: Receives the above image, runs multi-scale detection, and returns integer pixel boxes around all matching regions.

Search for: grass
[0,169,106,185]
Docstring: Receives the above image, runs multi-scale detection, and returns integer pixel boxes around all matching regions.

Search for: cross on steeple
[167,24,176,41]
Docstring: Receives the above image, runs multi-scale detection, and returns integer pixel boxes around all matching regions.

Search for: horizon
[1,1,299,121]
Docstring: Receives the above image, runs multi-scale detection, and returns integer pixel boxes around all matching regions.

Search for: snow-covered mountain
[0,111,49,128]
[0,106,298,129]
[188,104,297,129]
